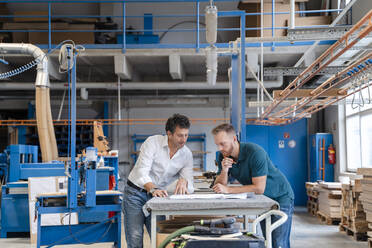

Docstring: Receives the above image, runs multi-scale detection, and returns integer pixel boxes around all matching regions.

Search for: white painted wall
[6,2,99,15]
[352,0,372,24]
[324,105,340,181]
[111,105,229,172]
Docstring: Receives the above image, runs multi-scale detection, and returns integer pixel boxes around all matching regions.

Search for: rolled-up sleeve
[130,138,155,187]
[179,150,194,193]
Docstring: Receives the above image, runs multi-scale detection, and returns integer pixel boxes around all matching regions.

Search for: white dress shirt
[128,135,194,193]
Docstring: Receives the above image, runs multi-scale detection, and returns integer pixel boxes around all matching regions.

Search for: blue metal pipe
[196,1,199,52]
[35,40,335,50]
[240,11,246,142]
[0,0,241,2]
[122,2,126,53]
[48,3,51,52]
[271,0,275,51]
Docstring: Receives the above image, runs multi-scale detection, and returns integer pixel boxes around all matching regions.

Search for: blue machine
[0,144,65,238]
[0,145,119,238]
[309,133,334,182]
[117,13,159,44]
[34,44,121,248]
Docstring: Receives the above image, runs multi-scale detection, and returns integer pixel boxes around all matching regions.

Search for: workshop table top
[144,193,278,212]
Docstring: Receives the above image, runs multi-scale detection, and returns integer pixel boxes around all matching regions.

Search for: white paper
[169,192,251,200]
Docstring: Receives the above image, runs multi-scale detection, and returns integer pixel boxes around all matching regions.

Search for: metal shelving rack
[131,133,207,171]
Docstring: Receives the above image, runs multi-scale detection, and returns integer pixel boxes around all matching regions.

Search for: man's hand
[221,157,234,173]
[212,183,230,194]
[175,178,189,195]
[152,189,168,197]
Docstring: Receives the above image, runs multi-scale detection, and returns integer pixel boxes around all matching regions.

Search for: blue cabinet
[246,119,308,206]
[309,133,334,182]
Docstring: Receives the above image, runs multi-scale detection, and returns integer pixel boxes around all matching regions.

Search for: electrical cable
[159,21,222,43]
[247,64,274,101]
[0,40,78,80]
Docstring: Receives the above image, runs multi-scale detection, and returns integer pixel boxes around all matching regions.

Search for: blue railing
[0,0,346,51]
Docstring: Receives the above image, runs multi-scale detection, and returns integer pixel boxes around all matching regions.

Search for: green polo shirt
[217,142,294,206]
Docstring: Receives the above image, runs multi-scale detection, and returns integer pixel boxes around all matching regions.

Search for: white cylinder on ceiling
[206,45,217,85]
[205,5,218,45]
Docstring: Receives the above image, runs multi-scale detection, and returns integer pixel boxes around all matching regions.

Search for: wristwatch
[149,188,159,195]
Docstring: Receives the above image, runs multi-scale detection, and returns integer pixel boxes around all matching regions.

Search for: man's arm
[213,175,267,194]
[214,157,234,186]
[131,137,168,197]
[176,150,194,194]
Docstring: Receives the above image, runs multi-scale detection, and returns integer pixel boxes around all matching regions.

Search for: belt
[127,180,147,193]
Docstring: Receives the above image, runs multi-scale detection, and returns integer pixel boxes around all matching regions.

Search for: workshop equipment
[0,144,118,238]
[34,43,122,248]
[0,144,65,238]
[93,121,110,156]
[158,210,287,248]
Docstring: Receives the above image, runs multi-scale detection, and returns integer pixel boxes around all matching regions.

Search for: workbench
[144,194,278,248]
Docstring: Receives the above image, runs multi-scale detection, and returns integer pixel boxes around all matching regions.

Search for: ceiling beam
[169,54,185,80]
[273,88,347,99]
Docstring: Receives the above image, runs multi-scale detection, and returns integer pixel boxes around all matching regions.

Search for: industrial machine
[0,144,65,237]
[0,42,122,247]
[32,43,122,248]
[0,144,119,239]
[158,210,287,248]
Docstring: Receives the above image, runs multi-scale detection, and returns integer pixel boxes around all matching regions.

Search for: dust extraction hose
[157,226,195,248]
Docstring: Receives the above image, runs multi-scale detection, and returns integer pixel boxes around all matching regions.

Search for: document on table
[169,192,254,200]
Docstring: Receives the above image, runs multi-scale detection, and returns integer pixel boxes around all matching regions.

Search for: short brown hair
[212,123,236,135]
[165,113,190,133]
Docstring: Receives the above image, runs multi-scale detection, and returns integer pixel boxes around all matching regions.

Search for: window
[345,86,372,171]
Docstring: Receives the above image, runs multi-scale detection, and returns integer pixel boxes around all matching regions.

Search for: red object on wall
[328,144,336,164]
[109,175,116,218]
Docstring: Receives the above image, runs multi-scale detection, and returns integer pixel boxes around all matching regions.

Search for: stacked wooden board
[357,168,372,247]
[306,182,319,216]
[317,182,342,225]
[339,179,368,241]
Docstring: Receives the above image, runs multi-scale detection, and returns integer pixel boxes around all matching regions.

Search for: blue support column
[271,0,275,51]
[196,1,200,52]
[122,2,126,53]
[28,102,35,119]
[48,3,51,52]
[68,51,78,209]
[85,167,96,207]
[103,101,109,137]
[240,12,246,142]
[231,54,239,133]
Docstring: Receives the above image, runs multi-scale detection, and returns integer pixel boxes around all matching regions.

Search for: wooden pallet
[339,224,368,241]
[317,211,341,225]
[307,200,318,216]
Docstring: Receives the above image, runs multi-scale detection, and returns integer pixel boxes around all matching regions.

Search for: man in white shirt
[123,114,194,248]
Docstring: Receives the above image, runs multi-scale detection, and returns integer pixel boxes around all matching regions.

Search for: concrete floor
[0,207,367,248]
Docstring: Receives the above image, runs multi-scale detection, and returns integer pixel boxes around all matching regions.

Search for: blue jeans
[260,201,294,248]
[123,185,152,248]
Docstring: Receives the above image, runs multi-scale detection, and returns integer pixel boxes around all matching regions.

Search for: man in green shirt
[212,123,294,248]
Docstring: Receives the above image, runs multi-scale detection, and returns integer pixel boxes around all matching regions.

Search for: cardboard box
[3,22,95,44]
[13,11,48,22]
[29,24,95,44]
[292,16,332,27]
[238,2,300,37]
[3,22,68,43]
[0,3,9,22]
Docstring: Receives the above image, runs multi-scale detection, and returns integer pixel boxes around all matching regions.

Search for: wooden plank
[357,168,372,176]
[273,88,346,99]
